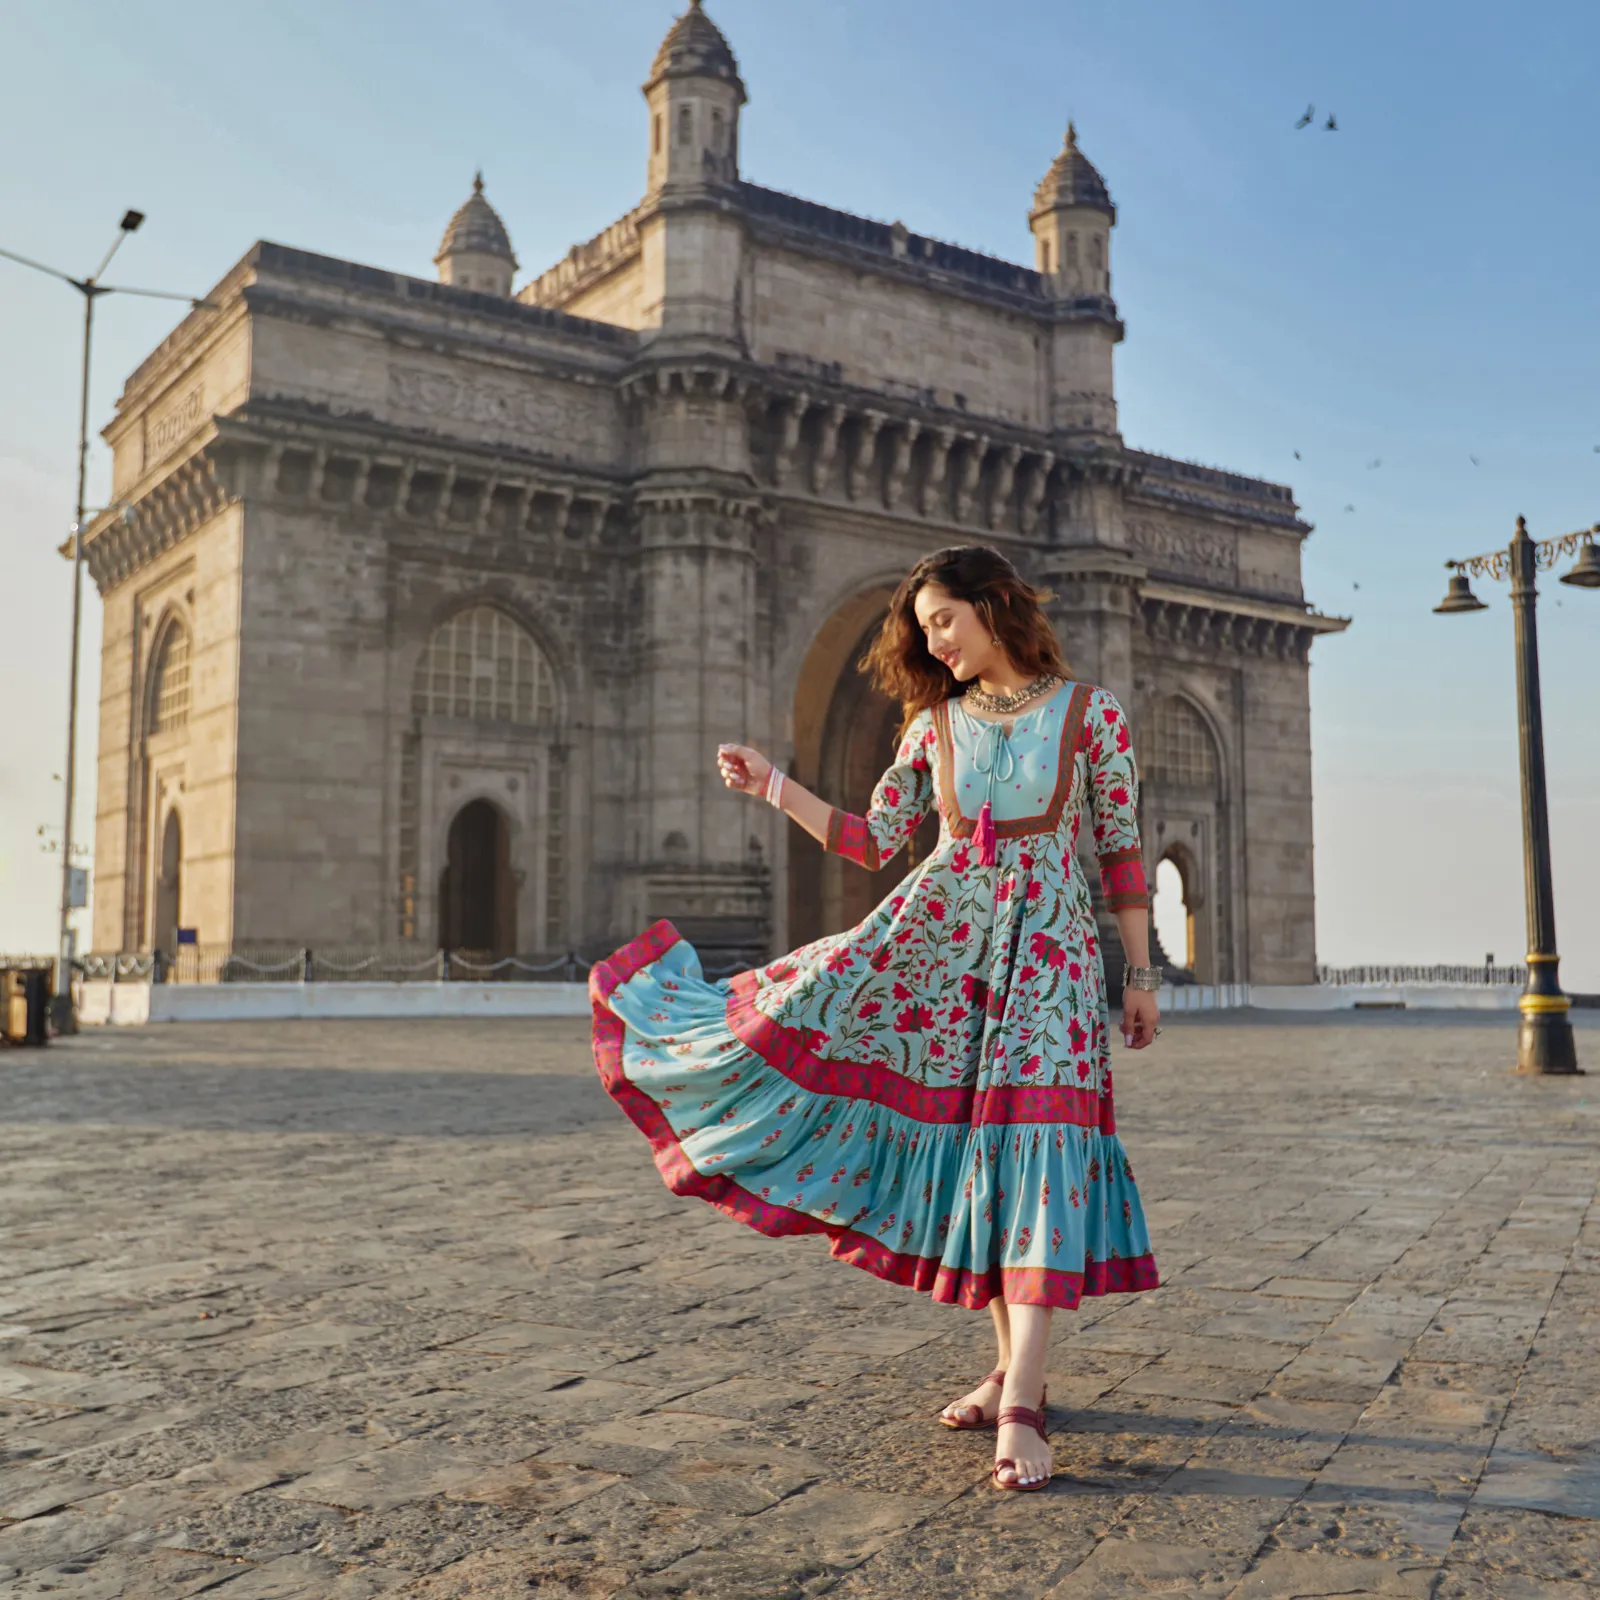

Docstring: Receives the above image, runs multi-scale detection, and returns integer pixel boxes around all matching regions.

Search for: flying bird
[1295,105,1315,129]
[1367,458,1382,469]
[1325,113,1339,131]
[1293,450,1302,460]
[1344,504,1356,513]
[1470,454,1480,466]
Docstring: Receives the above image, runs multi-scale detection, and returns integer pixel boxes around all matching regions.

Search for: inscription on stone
[388,364,611,457]
[1127,516,1237,580]
[145,385,205,469]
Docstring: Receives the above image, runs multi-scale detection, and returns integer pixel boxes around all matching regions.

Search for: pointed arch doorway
[153,809,182,956]
[788,588,940,948]
[439,799,516,957]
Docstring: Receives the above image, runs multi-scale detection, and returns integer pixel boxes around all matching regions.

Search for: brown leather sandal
[991,1388,1051,1491]
[937,1367,1007,1430]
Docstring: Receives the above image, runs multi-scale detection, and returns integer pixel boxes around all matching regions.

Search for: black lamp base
[1517,1013,1580,1074]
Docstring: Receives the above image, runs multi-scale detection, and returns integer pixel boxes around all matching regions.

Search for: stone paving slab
[0,1011,1596,1598]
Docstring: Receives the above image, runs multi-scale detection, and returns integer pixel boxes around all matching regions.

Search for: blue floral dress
[590,681,1158,1310]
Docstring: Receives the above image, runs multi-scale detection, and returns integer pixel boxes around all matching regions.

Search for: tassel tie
[972,720,1015,867]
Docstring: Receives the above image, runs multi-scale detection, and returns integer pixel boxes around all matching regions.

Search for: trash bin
[1,967,52,1047]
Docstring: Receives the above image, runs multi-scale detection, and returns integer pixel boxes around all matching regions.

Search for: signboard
[176,928,199,946]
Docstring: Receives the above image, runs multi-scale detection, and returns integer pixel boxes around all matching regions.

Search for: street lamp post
[1435,516,1600,1074]
[0,215,210,1032]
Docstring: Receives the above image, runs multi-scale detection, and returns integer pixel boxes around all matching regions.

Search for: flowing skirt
[590,907,1158,1311]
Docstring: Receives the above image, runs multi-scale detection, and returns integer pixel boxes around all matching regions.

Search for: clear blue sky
[2,0,1596,985]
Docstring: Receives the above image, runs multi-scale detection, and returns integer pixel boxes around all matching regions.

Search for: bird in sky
[1344,504,1356,513]
[1325,113,1339,132]
[1293,450,1302,460]
[1470,454,1480,466]
[1295,105,1315,129]
[1367,458,1382,469]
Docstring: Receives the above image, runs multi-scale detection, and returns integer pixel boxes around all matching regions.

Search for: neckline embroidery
[934,682,1092,842]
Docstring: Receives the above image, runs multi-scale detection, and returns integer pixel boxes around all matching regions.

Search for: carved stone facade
[85,1,1345,982]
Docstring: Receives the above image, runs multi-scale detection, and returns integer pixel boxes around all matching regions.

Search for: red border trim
[590,942,1157,1311]
[725,969,1112,1130]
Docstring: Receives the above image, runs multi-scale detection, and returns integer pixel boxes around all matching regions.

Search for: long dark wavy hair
[859,545,1069,738]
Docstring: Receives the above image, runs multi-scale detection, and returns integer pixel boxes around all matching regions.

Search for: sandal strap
[981,1368,1007,1386]
[996,1404,1049,1442]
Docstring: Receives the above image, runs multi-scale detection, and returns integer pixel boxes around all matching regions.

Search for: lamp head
[119,209,145,233]
[1558,530,1600,590]
[1434,565,1488,614]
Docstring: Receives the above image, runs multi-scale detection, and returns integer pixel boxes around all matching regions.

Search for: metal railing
[75,944,750,985]
[1317,963,1527,987]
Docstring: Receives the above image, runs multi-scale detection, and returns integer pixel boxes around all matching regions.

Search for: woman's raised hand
[717,743,771,796]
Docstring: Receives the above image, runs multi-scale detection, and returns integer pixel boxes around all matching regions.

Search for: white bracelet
[764,766,786,809]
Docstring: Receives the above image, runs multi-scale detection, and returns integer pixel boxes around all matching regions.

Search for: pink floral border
[589,921,1158,1312]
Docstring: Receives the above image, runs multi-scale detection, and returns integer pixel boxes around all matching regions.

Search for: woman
[590,545,1161,1492]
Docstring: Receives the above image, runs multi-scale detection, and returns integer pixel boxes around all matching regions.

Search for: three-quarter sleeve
[1084,689,1149,912]
[824,708,935,871]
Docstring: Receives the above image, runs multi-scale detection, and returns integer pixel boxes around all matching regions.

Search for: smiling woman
[591,543,1164,1494]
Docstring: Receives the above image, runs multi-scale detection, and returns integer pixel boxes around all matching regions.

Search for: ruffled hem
[590,919,1160,1312]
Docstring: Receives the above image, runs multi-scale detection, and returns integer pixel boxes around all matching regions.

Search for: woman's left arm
[1083,690,1160,1051]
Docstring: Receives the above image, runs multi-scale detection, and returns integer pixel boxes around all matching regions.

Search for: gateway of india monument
[84,1,1346,982]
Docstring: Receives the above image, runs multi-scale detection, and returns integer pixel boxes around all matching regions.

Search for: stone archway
[789,588,939,947]
[439,799,516,956]
[153,809,182,956]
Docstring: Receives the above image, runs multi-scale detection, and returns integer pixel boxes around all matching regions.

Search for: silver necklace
[963,670,1061,716]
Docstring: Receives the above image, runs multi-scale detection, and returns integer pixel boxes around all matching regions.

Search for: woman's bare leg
[993,1302,1053,1486]
[939,1299,1012,1424]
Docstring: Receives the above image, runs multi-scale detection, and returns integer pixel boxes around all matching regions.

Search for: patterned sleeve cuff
[825,809,880,870]
[1099,847,1149,912]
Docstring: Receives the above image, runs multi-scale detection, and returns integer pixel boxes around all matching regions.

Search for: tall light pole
[1435,516,1600,1074]
[0,215,210,1031]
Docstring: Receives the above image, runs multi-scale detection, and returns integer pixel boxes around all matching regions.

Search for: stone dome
[647,0,745,97]
[1031,124,1114,219]
[434,173,518,268]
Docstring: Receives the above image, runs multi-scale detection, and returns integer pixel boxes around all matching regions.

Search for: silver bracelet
[764,766,786,809]
[1123,963,1163,992]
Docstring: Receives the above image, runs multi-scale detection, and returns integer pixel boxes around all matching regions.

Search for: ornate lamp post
[0,217,210,1031]
[1435,516,1600,1073]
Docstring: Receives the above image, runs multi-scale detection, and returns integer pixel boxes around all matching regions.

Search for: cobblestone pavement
[2,1012,1597,1599]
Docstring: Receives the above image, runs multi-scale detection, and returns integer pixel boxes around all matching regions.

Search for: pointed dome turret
[434,172,518,296]
[647,0,745,99]
[1029,122,1117,301]
[1031,124,1115,221]
[642,2,745,193]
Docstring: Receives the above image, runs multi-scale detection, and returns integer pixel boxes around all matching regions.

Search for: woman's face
[912,582,1003,682]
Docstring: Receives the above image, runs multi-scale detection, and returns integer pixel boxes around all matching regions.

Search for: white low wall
[79,980,591,1024]
[78,977,1527,1027]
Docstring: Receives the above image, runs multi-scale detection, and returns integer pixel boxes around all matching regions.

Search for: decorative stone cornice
[82,443,233,593]
[1140,580,1349,663]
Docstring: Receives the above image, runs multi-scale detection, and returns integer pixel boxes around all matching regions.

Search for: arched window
[1040,239,1053,274]
[413,605,557,725]
[653,113,663,155]
[678,104,693,146]
[710,108,724,152]
[1146,696,1219,790]
[149,621,191,734]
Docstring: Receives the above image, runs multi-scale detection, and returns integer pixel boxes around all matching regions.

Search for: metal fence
[1316,963,1527,987]
[76,945,750,984]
